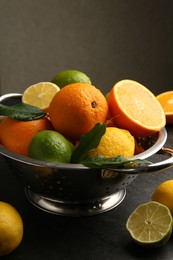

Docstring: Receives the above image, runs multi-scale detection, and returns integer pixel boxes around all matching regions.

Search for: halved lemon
[22,82,60,110]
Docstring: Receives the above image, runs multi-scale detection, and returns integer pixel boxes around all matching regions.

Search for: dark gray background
[1,0,173,95]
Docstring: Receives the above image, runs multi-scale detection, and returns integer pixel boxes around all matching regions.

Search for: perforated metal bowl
[0,93,173,216]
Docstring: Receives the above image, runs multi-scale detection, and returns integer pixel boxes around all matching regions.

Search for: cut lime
[126,201,173,248]
[51,70,91,88]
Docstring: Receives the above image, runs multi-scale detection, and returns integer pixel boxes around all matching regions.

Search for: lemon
[126,201,173,248]
[152,180,173,215]
[88,127,135,158]
[51,69,91,88]
[22,82,60,110]
[0,201,23,256]
[28,130,74,163]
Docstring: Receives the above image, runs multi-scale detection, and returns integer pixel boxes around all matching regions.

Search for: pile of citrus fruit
[0,69,168,163]
[0,69,172,253]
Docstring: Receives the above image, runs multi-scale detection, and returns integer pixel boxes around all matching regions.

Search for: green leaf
[70,123,106,163]
[0,103,46,121]
[82,155,150,169]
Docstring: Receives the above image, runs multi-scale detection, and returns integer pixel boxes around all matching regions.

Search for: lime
[28,130,74,163]
[22,82,60,110]
[0,201,23,256]
[126,201,173,248]
[51,69,91,88]
[105,92,110,101]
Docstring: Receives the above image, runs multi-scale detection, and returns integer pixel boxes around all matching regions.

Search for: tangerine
[108,80,166,137]
[0,117,52,156]
[49,83,108,140]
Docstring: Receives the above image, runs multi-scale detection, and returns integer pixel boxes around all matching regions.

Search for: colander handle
[112,147,173,174]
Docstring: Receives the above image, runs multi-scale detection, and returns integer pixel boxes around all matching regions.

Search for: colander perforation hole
[105,187,110,195]
[92,202,102,209]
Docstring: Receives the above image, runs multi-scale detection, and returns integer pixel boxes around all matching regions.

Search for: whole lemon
[152,180,173,215]
[0,201,23,256]
[88,127,135,158]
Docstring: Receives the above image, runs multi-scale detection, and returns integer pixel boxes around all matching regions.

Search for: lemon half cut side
[22,82,60,110]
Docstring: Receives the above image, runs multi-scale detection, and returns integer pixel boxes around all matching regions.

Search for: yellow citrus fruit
[28,130,74,163]
[152,180,173,215]
[108,79,166,137]
[0,201,23,256]
[126,201,173,248]
[156,91,173,124]
[49,83,108,140]
[88,127,135,158]
[22,82,60,110]
[51,69,91,88]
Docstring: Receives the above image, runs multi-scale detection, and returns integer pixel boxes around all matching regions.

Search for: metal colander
[0,93,173,216]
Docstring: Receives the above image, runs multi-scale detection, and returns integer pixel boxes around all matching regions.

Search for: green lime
[126,201,173,248]
[105,92,110,101]
[51,70,91,88]
[28,130,74,163]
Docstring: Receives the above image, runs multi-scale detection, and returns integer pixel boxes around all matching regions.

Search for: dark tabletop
[0,125,173,260]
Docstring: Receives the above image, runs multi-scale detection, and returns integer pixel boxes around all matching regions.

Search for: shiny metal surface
[25,188,126,216]
[0,93,173,216]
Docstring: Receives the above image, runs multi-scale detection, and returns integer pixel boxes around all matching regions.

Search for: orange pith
[108,80,166,137]
[0,117,52,156]
[156,91,173,124]
[48,82,108,140]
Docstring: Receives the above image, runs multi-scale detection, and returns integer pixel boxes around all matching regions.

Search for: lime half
[51,69,91,88]
[126,201,173,248]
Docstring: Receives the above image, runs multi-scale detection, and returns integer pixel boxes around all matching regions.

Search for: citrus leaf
[82,155,150,169]
[0,103,46,121]
[70,123,106,163]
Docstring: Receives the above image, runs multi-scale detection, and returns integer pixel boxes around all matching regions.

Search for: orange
[156,91,173,124]
[0,117,52,156]
[108,80,166,137]
[49,83,108,140]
